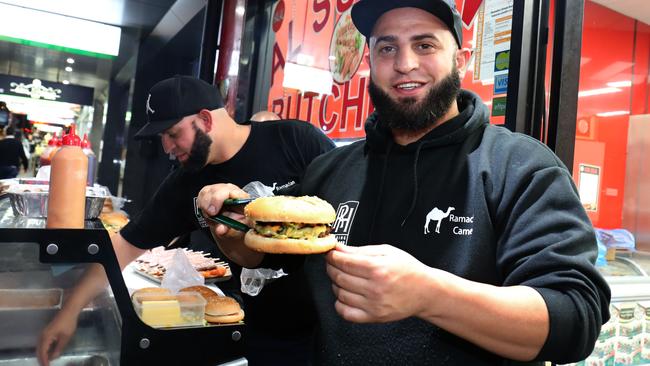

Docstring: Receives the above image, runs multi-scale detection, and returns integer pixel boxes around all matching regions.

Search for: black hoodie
[289,90,610,365]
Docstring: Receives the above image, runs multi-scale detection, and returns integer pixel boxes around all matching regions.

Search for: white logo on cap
[146,94,155,115]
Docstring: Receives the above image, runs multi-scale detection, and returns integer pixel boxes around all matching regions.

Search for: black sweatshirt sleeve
[486,134,610,363]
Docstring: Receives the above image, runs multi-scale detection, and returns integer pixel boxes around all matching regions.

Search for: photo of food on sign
[329,10,366,84]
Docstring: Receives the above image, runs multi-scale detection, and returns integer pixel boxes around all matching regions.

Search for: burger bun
[244,229,338,254]
[244,195,336,224]
[205,296,244,323]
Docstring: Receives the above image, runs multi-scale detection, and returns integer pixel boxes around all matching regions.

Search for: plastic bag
[241,268,287,296]
[595,228,635,251]
[239,181,288,296]
[161,249,205,293]
[242,181,276,199]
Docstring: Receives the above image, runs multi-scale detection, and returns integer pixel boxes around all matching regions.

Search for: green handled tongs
[206,197,254,232]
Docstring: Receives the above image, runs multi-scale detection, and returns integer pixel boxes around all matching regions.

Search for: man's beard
[181,122,212,172]
[368,67,461,132]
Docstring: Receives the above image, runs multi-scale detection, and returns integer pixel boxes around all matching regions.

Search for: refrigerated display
[564,251,650,366]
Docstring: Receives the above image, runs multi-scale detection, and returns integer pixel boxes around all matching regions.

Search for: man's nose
[394,48,418,74]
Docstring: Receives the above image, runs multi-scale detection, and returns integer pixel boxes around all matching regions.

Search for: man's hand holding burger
[197,183,264,267]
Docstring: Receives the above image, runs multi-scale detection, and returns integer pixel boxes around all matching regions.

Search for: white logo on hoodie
[424,206,455,234]
[332,201,359,245]
[424,206,475,236]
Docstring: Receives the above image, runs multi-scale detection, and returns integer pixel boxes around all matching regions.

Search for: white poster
[473,0,513,83]
[578,164,601,212]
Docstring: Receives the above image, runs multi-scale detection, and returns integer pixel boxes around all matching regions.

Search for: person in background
[250,110,281,122]
[0,125,29,179]
[197,0,611,365]
[37,75,335,366]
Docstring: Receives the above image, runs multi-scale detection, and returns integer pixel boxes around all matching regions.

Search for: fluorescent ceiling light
[66,58,75,64]
[606,80,632,88]
[578,87,621,97]
[596,110,629,117]
[0,3,121,58]
[282,62,333,95]
[65,66,73,72]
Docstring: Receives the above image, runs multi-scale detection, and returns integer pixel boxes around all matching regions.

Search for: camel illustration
[424,207,455,234]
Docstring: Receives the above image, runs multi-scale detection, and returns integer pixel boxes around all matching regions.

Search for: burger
[100,211,129,234]
[204,296,244,323]
[243,195,338,254]
[180,286,244,323]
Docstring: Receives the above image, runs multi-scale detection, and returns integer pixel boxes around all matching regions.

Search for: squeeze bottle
[81,134,97,186]
[39,136,58,167]
[46,125,88,228]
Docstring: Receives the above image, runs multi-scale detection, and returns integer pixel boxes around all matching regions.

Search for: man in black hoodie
[199,1,611,365]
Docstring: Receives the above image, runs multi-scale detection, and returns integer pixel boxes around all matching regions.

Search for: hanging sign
[0,74,94,105]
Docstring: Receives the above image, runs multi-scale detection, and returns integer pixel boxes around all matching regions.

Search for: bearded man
[37,75,335,366]
[198,1,611,365]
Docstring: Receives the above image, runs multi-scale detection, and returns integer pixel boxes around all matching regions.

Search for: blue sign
[494,73,508,95]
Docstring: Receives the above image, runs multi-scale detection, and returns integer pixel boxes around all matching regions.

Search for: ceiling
[590,0,650,26]
[0,0,176,97]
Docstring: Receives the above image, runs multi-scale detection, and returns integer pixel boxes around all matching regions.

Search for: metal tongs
[206,198,254,232]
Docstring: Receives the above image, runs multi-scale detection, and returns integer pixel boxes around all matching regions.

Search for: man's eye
[378,46,395,54]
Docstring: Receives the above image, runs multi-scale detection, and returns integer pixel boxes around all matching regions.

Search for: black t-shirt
[0,137,28,170]
[121,120,335,334]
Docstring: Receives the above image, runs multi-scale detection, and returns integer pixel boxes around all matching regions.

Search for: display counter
[0,198,246,365]
[563,251,650,365]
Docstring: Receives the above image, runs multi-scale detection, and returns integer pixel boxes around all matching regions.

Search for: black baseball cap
[351,0,463,48]
[134,75,225,139]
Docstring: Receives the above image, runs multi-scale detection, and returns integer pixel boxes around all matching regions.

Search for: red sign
[461,0,483,28]
[272,0,285,33]
[267,0,372,141]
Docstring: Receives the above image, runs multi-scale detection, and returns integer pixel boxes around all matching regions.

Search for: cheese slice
[141,300,182,327]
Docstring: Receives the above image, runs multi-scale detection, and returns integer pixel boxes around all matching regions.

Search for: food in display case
[5,184,108,219]
[0,288,62,309]
[134,246,231,283]
[132,288,206,328]
[180,285,244,324]
[99,211,129,234]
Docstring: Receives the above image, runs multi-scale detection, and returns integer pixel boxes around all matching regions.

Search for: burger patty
[253,222,332,240]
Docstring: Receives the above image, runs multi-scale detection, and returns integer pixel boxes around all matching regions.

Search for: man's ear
[198,109,213,132]
[455,47,472,79]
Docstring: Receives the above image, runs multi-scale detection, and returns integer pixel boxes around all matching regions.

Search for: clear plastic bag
[242,181,276,199]
[595,228,635,251]
[239,181,288,296]
[161,249,205,293]
[241,268,287,296]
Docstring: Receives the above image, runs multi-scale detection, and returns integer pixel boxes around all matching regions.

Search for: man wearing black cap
[37,75,334,366]
[200,1,610,365]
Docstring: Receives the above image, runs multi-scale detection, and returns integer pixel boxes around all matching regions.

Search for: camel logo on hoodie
[424,206,474,236]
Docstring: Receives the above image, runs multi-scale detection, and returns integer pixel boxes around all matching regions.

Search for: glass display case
[0,198,246,365]
[562,251,650,366]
